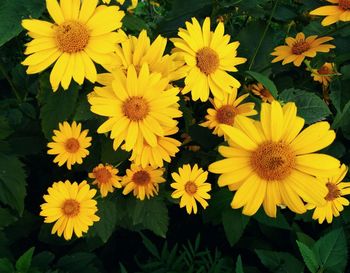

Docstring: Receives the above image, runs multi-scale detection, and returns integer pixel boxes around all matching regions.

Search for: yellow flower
[88,64,182,152]
[311,62,335,87]
[22,0,125,91]
[310,0,350,26]
[47,121,91,170]
[171,164,211,214]
[209,101,340,217]
[88,163,122,197]
[249,83,275,103]
[103,0,138,11]
[121,164,165,200]
[171,17,246,101]
[200,88,257,137]
[271,33,335,67]
[40,180,100,240]
[307,164,350,224]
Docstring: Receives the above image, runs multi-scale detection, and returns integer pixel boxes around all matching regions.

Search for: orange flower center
[317,65,330,75]
[132,170,151,185]
[123,97,149,121]
[94,167,112,184]
[291,40,310,55]
[339,0,350,10]
[62,199,80,217]
[56,21,89,53]
[196,47,219,75]
[325,182,341,201]
[216,105,237,125]
[251,141,296,181]
[185,181,197,195]
[65,138,80,153]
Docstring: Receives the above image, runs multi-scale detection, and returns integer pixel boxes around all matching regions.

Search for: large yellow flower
[47,121,91,170]
[88,64,182,152]
[271,33,335,67]
[209,101,340,217]
[121,164,165,200]
[200,88,257,137]
[311,62,335,87]
[40,180,100,240]
[307,164,350,224]
[171,17,246,101]
[22,0,125,91]
[171,164,211,214]
[310,0,350,26]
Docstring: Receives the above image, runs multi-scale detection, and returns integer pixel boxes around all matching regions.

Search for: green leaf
[0,117,13,140]
[253,209,290,230]
[222,209,249,246]
[140,233,161,259]
[203,188,232,225]
[279,88,331,124]
[31,251,55,271]
[0,258,14,273]
[93,199,117,243]
[235,255,244,273]
[122,14,149,33]
[0,208,17,228]
[15,247,35,273]
[296,241,318,273]
[119,262,128,273]
[296,232,315,248]
[100,137,130,165]
[73,94,95,122]
[0,153,27,214]
[0,0,45,47]
[56,253,98,273]
[188,124,221,151]
[246,71,278,98]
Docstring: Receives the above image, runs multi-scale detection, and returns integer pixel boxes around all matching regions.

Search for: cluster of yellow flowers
[21,0,350,240]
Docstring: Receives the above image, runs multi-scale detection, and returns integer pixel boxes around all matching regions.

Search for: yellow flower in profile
[171,164,211,214]
[200,88,257,137]
[209,101,340,217]
[249,83,275,103]
[88,64,182,152]
[40,180,100,240]
[47,121,91,170]
[311,62,335,87]
[171,17,247,101]
[22,0,125,91]
[128,127,181,168]
[121,164,165,200]
[310,0,350,26]
[271,33,335,67]
[88,164,122,197]
[307,164,350,224]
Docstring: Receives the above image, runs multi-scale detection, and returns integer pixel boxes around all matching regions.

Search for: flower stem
[0,59,21,102]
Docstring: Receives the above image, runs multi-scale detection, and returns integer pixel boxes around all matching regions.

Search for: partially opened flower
[311,62,335,87]
[249,83,274,103]
[310,0,350,26]
[88,164,122,197]
[271,33,335,67]
[307,164,350,224]
[22,0,125,91]
[209,101,340,217]
[40,180,100,240]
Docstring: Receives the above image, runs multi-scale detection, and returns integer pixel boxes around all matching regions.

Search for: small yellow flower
[40,180,100,240]
[122,164,165,200]
[249,83,274,103]
[307,164,350,224]
[47,121,91,170]
[271,32,335,67]
[311,62,335,87]
[171,164,211,214]
[310,0,350,26]
[88,164,122,197]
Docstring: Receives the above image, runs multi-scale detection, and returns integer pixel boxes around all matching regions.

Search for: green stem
[248,0,279,71]
[0,59,21,102]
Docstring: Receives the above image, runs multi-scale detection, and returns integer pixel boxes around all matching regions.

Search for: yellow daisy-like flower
[271,33,335,67]
[171,17,247,101]
[88,163,122,197]
[171,164,211,214]
[121,164,165,200]
[307,164,350,224]
[88,64,182,152]
[22,0,125,91]
[209,101,340,217]
[200,88,257,137]
[40,180,100,240]
[311,62,335,87]
[249,83,275,103]
[47,121,91,170]
[128,127,181,168]
[310,0,350,26]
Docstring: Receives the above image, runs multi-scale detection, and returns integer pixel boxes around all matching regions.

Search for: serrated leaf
[296,241,318,273]
[235,255,244,273]
[15,247,35,273]
[0,208,17,228]
[92,199,117,243]
[222,209,249,246]
[246,71,278,98]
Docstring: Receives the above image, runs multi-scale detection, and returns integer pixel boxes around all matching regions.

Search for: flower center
[65,138,80,153]
[123,97,149,121]
[196,47,219,75]
[317,65,330,75]
[132,170,151,185]
[62,199,80,217]
[250,141,296,181]
[185,181,197,195]
[339,0,350,10]
[325,182,341,201]
[94,167,112,184]
[56,21,89,53]
[291,40,310,55]
[216,105,237,125]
